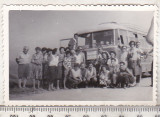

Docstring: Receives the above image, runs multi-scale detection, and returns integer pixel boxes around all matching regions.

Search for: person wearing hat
[31,47,43,91]
[16,46,30,89]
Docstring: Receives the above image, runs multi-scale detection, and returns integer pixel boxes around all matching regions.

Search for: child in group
[86,63,97,87]
[118,62,136,88]
[99,65,110,88]
[16,46,30,89]
[63,51,72,89]
[67,63,82,88]
[47,48,59,91]
[31,47,43,91]
[109,58,119,88]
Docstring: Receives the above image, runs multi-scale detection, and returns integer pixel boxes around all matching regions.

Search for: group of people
[15,39,151,91]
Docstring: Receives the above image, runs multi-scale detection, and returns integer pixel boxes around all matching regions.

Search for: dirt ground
[9,77,153,101]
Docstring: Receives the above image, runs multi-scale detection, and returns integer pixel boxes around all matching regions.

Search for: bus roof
[77,22,147,35]
[60,38,72,41]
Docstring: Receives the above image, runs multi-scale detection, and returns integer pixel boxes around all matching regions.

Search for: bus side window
[120,35,124,44]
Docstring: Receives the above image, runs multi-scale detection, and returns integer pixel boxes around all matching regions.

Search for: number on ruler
[47,115,54,117]
[155,115,160,117]
[101,115,107,117]
[119,115,124,117]
[83,115,89,117]
[65,115,71,117]
[137,115,143,117]
[10,115,18,117]
[29,115,36,117]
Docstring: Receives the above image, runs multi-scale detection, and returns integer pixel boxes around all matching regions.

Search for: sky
[9,10,154,66]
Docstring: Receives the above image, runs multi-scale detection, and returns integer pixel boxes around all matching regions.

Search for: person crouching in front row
[86,63,97,87]
[67,63,82,89]
[108,58,119,88]
[79,62,88,88]
[47,48,59,91]
[99,65,110,88]
[118,62,136,88]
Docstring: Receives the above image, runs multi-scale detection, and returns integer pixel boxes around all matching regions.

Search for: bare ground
[9,78,152,101]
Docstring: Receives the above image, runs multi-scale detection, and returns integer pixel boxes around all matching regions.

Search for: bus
[60,23,153,73]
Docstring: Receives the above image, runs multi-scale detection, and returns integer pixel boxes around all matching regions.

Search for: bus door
[118,29,129,46]
[77,36,85,47]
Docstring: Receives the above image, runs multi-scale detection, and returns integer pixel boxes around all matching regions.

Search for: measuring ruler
[0,107,160,117]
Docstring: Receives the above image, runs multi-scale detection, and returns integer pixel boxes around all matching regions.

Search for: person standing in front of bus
[136,41,143,81]
[107,51,119,66]
[128,41,141,86]
[16,46,30,89]
[77,46,86,65]
[75,49,82,65]
[95,47,103,74]
[70,49,76,68]
[120,46,128,67]
[63,51,72,89]
[47,48,59,91]
[98,52,109,74]
[68,34,78,50]
[57,47,66,89]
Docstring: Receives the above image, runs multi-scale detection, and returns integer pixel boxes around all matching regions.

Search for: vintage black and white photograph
[7,7,155,103]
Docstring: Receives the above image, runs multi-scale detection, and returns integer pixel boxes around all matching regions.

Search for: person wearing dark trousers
[128,41,142,86]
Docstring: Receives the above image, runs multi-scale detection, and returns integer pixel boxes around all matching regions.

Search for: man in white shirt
[16,46,30,89]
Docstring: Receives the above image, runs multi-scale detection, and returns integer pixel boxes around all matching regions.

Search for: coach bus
[60,23,153,73]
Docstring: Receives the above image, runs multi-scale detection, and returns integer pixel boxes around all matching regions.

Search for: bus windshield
[79,30,114,48]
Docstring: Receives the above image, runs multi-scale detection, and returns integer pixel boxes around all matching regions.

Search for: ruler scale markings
[2,107,160,117]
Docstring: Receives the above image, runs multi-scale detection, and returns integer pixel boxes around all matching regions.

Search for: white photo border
[2,5,158,106]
